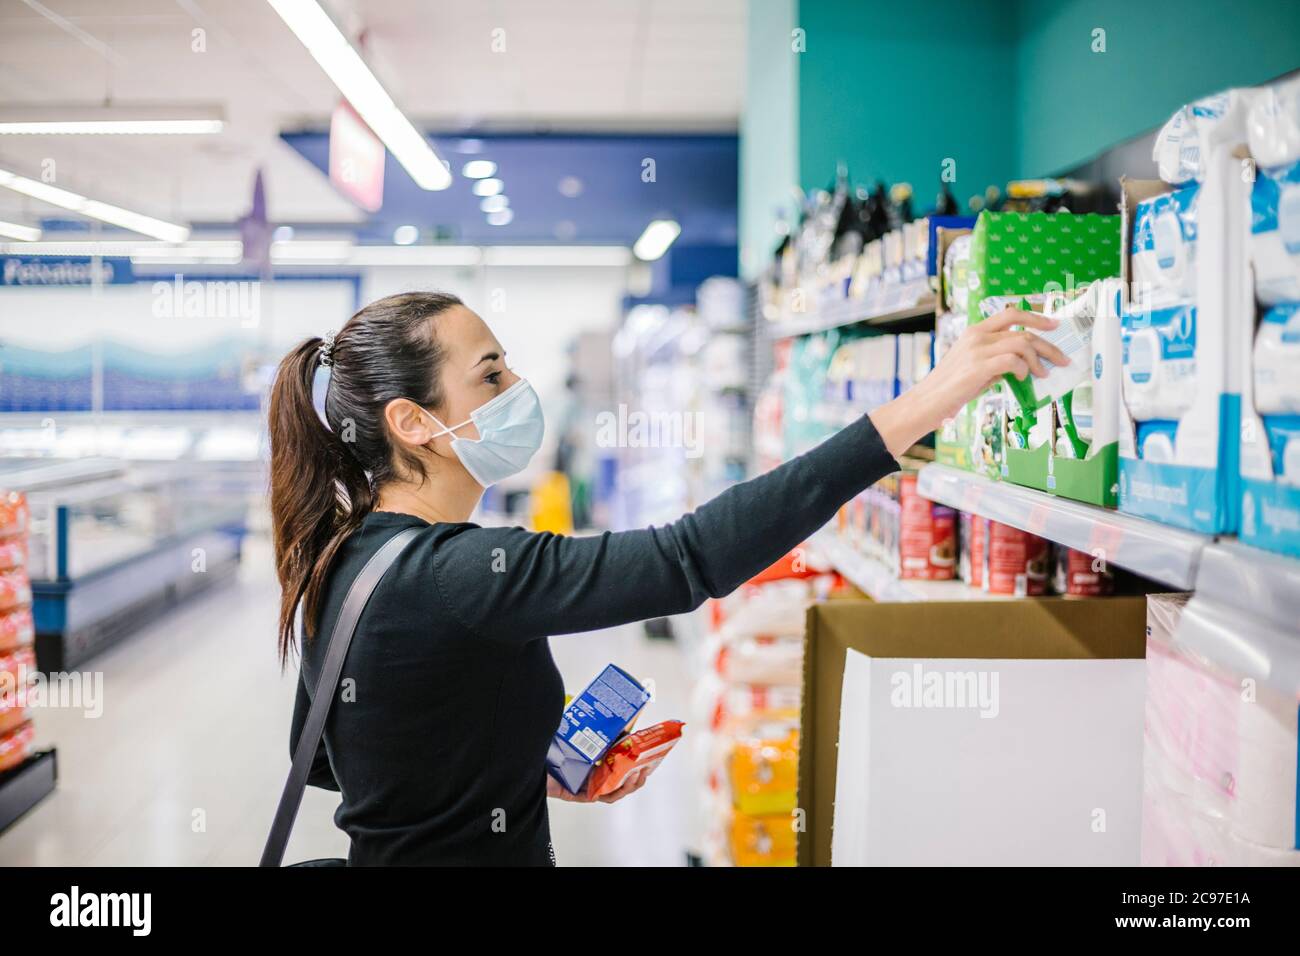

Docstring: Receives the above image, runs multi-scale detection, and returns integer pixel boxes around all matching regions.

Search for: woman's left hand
[546,763,658,804]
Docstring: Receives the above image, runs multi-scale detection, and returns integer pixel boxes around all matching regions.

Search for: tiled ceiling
[0,0,744,230]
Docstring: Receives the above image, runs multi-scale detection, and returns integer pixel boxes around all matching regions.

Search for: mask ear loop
[420,405,473,441]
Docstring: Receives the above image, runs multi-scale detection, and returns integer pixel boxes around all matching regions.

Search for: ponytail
[268,338,373,664]
[267,292,461,665]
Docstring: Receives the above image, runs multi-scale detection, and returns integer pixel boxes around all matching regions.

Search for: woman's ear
[384,398,435,449]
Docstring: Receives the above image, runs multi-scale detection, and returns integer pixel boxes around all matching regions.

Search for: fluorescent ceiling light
[266,0,451,190]
[348,245,482,267]
[633,219,681,261]
[482,246,631,268]
[473,178,503,197]
[0,104,226,135]
[0,120,223,135]
[479,195,508,214]
[0,167,190,242]
[0,220,41,241]
[270,239,355,263]
[462,160,496,179]
[392,224,419,245]
[1,240,633,268]
[486,209,513,226]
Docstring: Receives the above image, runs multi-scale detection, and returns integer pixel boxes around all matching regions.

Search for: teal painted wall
[781,0,1300,217]
[795,0,1017,213]
[1015,0,1300,176]
[740,0,800,278]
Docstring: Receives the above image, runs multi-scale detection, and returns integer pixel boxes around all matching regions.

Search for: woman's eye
[485,371,502,385]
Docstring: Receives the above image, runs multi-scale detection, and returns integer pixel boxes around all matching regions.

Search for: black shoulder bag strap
[260,526,421,867]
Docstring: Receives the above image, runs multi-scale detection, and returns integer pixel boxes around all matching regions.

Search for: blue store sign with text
[0,256,134,287]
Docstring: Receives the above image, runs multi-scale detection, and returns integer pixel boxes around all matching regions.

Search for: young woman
[268,290,1065,866]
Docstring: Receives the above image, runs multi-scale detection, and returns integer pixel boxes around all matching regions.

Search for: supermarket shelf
[0,749,57,834]
[809,527,1006,602]
[768,278,934,338]
[916,464,1210,591]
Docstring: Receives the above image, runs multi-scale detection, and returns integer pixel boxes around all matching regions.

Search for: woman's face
[420,304,518,448]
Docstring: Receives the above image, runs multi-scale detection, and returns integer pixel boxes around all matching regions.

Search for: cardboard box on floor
[797,596,1148,866]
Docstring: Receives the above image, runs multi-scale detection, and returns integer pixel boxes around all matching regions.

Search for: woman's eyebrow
[472,351,501,368]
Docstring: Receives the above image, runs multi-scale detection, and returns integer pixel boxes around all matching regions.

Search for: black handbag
[260,527,421,867]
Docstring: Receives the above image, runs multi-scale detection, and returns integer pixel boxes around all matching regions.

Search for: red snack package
[0,538,27,573]
[0,704,27,737]
[0,721,34,773]
[0,606,34,653]
[0,570,31,614]
[587,720,685,798]
[0,493,29,540]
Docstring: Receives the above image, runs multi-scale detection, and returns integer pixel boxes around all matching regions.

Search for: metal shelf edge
[916,463,1210,591]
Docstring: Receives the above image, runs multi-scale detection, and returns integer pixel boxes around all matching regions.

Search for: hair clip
[320,330,338,367]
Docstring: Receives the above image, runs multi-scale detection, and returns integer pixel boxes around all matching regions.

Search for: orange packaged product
[0,570,31,614]
[0,645,35,687]
[0,538,27,573]
[729,812,796,867]
[0,606,34,653]
[0,720,35,773]
[0,703,28,737]
[588,720,685,798]
[727,713,800,816]
[0,493,29,540]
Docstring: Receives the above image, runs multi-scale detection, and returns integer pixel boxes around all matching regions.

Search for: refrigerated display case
[0,461,250,670]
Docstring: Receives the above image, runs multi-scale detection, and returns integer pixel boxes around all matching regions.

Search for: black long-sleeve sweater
[290,413,897,865]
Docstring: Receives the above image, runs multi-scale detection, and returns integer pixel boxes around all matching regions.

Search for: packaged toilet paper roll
[1248,73,1300,171]
[1230,684,1299,848]
[1131,184,1199,310]
[1122,304,1198,422]
[1251,159,1300,305]
[1254,303,1300,415]
[1263,416,1300,487]
[1137,421,1179,462]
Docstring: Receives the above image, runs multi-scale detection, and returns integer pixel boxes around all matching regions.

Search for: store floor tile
[0,534,692,867]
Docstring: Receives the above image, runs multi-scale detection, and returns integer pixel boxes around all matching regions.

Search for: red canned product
[984,520,1049,595]
[898,474,956,580]
[964,513,987,589]
[1052,545,1114,597]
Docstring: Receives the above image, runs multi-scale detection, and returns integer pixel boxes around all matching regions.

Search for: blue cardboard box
[546,664,651,794]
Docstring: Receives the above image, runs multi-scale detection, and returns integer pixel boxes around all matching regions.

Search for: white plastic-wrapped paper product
[1122,304,1198,422]
[1251,159,1300,305]
[1130,183,1199,309]
[1248,73,1300,171]
[1141,590,1300,861]
[1254,303,1300,415]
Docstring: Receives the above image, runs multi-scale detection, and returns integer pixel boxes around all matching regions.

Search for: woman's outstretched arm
[431,309,1067,644]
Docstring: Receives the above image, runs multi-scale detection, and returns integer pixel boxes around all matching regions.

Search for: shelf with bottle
[916,463,1210,591]
[768,277,935,339]
[808,526,1008,603]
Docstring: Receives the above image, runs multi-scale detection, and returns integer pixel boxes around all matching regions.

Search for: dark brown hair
[267,291,462,664]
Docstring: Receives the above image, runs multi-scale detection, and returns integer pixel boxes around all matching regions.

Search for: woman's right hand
[869,308,1070,458]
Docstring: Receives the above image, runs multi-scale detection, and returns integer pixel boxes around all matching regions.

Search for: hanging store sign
[329,99,386,212]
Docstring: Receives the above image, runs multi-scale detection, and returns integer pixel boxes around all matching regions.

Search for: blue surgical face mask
[421,378,545,487]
